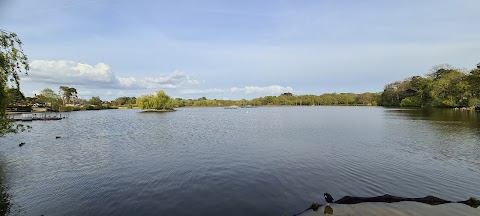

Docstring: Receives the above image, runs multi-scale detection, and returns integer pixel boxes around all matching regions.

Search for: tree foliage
[380,64,480,107]
[1,29,29,137]
[171,92,380,107]
[111,96,136,107]
[59,86,77,105]
[7,88,25,104]
[136,90,176,110]
[38,88,61,111]
[88,96,102,107]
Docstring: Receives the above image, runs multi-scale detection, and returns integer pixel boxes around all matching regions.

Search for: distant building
[32,103,45,108]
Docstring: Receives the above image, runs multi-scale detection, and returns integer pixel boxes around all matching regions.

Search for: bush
[137,90,176,110]
[102,104,118,109]
[82,105,97,110]
[400,97,422,107]
[468,98,480,107]
[431,99,456,107]
[59,106,74,112]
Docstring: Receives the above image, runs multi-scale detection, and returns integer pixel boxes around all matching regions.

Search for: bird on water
[19,142,25,147]
[324,193,334,205]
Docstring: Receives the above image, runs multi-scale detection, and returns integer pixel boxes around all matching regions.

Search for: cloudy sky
[1,0,479,100]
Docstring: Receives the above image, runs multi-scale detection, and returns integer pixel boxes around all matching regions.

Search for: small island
[136,90,176,112]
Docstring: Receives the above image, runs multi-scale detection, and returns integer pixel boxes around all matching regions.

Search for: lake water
[1,107,480,215]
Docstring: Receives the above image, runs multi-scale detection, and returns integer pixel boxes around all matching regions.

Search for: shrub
[59,106,74,112]
[82,105,96,110]
[400,97,422,107]
[468,98,480,107]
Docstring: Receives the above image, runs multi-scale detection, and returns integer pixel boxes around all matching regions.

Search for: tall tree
[38,88,61,111]
[467,68,480,101]
[1,29,29,137]
[7,88,25,104]
[59,86,77,105]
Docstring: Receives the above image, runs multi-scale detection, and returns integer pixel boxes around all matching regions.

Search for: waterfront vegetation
[379,64,480,107]
[2,29,480,137]
[4,64,480,115]
[174,92,380,107]
[136,90,176,111]
[1,29,29,137]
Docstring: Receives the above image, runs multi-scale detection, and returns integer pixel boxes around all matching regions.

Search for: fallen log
[334,194,479,208]
[292,194,480,216]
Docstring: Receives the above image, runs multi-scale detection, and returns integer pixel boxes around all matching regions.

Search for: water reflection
[385,108,480,128]
[3,107,480,215]
[0,159,10,216]
[383,108,480,173]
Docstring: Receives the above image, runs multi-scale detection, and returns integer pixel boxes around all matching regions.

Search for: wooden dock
[9,113,67,121]
[13,117,63,121]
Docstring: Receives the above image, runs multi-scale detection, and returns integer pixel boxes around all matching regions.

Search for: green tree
[59,86,77,105]
[136,90,176,110]
[1,30,29,137]
[7,88,25,104]
[38,88,61,111]
[111,96,136,106]
[429,68,467,107]
[467,68,480,100]
[88,96,102,108]
[355,93,379,105]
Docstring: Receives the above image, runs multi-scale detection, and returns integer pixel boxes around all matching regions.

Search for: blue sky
[1,0,479,100]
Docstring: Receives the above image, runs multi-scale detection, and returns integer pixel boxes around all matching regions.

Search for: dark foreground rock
[292,194,479,216]
[335,194,479,208]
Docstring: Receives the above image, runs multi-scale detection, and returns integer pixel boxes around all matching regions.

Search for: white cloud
[180,85,293,95]
[230,85,293,94]
[179,88,227,95]
[76,90,93,97]
[27,60,115,84]
[24,60,200,90]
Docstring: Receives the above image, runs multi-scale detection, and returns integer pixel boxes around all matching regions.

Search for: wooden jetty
[10,113,66,121]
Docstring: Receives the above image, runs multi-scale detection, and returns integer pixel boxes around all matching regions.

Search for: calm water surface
[1,107,480,215]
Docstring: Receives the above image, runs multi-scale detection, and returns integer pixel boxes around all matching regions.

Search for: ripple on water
[1,107,480,215]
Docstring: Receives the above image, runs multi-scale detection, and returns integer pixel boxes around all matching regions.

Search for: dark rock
[335,194,450,205]
[458,197,480,208]
[309,202,320,211]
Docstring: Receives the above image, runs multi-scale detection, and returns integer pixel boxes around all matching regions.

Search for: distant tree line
[248,92,379,106]
[5,85,118,112]
[165,92,380,108]
[6,63,480,112]
[379,64,480,107]
[110,96,136,108]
